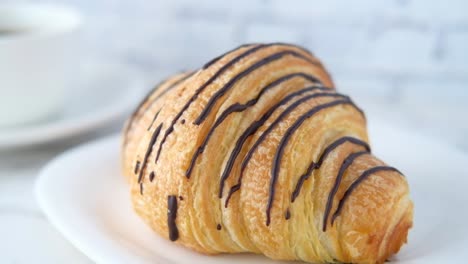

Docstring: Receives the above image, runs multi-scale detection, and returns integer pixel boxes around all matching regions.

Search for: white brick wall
[360,28,436,70]
[3,0,468,149]
[445,30,468,68]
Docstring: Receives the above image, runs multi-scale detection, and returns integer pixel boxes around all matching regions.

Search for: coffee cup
[0,4,82,127]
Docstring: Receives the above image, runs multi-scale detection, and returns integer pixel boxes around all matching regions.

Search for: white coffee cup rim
[0,3,82,41]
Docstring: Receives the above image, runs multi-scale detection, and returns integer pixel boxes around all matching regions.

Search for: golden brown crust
[121,43,413,263]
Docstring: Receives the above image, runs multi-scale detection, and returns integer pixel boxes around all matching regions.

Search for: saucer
[0,61,145,149]
[35,118,468,263]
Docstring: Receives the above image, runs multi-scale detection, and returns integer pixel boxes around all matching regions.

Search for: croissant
[121,43,413,264]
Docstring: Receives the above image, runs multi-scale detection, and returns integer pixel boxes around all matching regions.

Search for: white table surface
[0,100,466,264]
[0,130,110,263]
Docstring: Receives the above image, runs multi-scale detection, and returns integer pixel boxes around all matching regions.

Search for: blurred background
[0,1,467,262]
[7,0,467,149]
[2,0,468,149]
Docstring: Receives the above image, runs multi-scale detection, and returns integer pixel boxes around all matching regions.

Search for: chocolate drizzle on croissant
[222,87,331,202]
[153,44,321,168]
[322,150,369,231]
[151,44,266,167]
[293,137,370,204]
[167,195,179,241]
[133,160,140,174]
[122,43,413,263]
[137,122,162,193]
[331,166,403,224]
[186,72,323,180]
[193,50,320,125]
[226,92,351,207]
[123,72,194,147]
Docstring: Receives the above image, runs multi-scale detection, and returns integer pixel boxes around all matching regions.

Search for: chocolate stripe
[202,44,253,69]
[194,50,321,125]
[153,44,268,165]
[322,151,369,231]
[268,99,364,226]
[134,161,141,174]
[291,137,370,202]
[137,123,163,190]
[147,109,161,131]
[290,161,316,203]
[285,209,291,220]
[224,92,346,205]
[123,72,193,146]
[157,72,195,101]
[221,87,323,202]
[331,166,403,225]
[167,195,179,241]
[154,44,319,167]
[203,42,316,70]
[185,72,325,179]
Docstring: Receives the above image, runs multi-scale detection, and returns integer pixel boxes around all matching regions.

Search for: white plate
[35,118,468,263]
[0,61,145,149]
